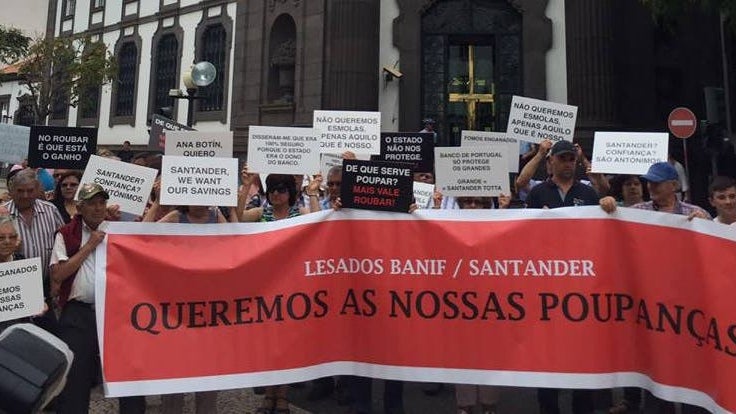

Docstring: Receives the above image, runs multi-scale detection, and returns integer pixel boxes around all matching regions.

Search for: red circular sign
[668,107,697,139]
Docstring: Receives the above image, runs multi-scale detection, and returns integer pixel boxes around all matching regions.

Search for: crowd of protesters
[0,135,734,414]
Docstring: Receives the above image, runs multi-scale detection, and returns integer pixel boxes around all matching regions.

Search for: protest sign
[340,159,413,212]
[27,125,97,169]
[378,132,434,173]
[0,257,44,323]
[320,153,370,176]
[164,131,233,158]
[413,181,435,209]
[247,126,320,175]
[98,208,736,414]
[148,115,194,151]
[506,96,578,144]
[313,110,381,154]
[159,156,238,207]
[591,132,669,175]
[434,147,509,196]
[461,130,519,173]
[0,124,30,164]
[78,155,158,216]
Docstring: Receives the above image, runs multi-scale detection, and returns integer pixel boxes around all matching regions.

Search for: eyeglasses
[0,234,18,242]
[327,181,341,187]
[268,187,289,194]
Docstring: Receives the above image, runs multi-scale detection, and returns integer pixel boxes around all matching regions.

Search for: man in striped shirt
[2,168,65,331]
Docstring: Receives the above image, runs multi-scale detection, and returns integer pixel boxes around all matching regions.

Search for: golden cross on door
[448,45,494,130]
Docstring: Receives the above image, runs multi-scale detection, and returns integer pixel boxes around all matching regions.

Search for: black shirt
[525,179,600,209]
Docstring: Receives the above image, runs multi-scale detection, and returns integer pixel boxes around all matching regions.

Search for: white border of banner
[96,207,736,413]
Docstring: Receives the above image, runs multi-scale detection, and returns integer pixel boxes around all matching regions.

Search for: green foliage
[0,25,30,65]
[17,35,116,122]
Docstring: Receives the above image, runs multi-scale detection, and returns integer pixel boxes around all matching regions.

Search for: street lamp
[168,61,217,127]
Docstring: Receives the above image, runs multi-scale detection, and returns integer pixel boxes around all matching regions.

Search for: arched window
[153,34,179,114]
[198,24,226,112]
[115,42,137,117]
[268,14,296,103]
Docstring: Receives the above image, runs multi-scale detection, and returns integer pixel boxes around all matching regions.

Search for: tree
[17,35,116,123]
[0,25,30,65]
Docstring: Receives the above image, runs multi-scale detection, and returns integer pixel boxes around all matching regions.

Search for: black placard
[27,125,97,169]
[148,114,194,151]
[378,132,434,173]
[340,159,414,213]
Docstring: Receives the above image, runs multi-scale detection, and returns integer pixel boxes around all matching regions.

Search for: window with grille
[79,85,100,119]
[63,0,76,17]
[92,0,104,9]
[115,42,137,117]
[153,34,178,114]
[198,25,225,112]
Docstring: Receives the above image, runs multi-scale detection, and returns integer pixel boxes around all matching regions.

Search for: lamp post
[168,61,217,127]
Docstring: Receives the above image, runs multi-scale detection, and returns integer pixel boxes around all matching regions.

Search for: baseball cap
[641,162,678,183]
[77,183,109,201]
[549,140,576,157]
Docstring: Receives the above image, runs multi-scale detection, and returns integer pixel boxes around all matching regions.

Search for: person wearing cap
[420,117,438,143]
[599,162,710,220]
[50,183,146,413]
[525,140,601,209]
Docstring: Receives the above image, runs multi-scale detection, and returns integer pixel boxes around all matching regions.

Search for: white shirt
[50,220,107,304]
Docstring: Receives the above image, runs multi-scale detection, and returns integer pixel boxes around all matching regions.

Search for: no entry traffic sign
[668,107,697,139]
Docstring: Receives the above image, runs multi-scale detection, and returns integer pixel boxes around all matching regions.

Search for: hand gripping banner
[95,207,736,413]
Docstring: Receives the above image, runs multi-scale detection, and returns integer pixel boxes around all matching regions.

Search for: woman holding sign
[0,215,27,332]
[236,172,322,223]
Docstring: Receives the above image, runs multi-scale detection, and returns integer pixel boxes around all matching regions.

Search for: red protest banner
[97,208,736,412]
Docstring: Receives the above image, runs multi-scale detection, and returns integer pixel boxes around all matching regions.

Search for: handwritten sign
[591,132,669,175]
[506,96,578,144]
[435,147,509,197]
[413,181,435,209]
[247,126,320,175]
[160,156,238,207]
[313,110,381,154]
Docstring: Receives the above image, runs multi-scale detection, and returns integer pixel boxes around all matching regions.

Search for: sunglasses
[268,187,289,194]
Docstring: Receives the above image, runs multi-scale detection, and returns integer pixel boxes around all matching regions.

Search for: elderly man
[50,183,145,413]
[600,161,709,220]
[601,162,709,414]
[2,169,64,332]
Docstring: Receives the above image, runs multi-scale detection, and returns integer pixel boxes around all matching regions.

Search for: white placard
[160,156,238,207]
[313,110,381,154]
[0,124,30,164]
[320,153,371,176]
[0,257,44,323]
[506,96,578,144]
[247,126,321,175]
[78,155,158,216]
[461,130,519,173]
[413,181,435,209]
[591,132,669,175]
[434,147,510,197]
[164,131,233,158]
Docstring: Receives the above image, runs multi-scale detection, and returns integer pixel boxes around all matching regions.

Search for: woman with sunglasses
[51,170,82,224]
[237,172,322,223]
